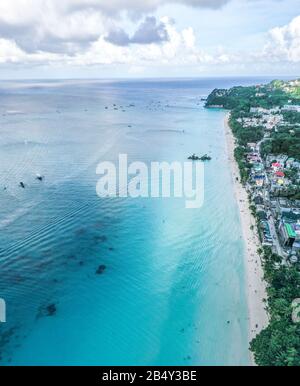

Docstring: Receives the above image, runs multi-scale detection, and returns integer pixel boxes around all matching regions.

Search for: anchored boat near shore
[188,153,212,161]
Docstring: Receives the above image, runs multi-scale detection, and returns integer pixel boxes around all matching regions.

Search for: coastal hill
[205,79,300,110]
[206,79,300,366]
[207,79,300,168]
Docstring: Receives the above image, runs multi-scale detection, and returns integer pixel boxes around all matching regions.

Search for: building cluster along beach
[206,79,300,366]
[225,115,269,349]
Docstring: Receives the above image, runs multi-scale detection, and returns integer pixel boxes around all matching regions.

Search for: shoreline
[224,113,269,365]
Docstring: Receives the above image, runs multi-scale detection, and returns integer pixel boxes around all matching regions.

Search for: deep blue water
[0,77,274,365]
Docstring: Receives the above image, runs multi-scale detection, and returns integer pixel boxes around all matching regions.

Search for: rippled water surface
[0,78,273,365]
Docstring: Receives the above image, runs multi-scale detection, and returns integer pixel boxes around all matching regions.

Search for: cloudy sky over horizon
[0,0,299,78]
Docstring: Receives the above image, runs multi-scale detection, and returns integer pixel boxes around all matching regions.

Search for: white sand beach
[224,114,269,365]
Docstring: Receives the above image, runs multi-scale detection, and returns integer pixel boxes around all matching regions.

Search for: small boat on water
[200,154,212,161]
[188,153,212,161]
[188,154,201,161]
[36,174,44,181]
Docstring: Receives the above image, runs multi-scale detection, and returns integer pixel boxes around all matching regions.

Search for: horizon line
[0,75,299,82]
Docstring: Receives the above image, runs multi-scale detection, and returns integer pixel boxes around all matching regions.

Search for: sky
[0,0,299,79]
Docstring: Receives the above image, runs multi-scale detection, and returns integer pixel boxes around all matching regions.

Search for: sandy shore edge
[224,113,269,365]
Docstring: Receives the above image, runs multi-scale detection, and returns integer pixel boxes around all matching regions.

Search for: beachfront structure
[253,174,265,187]
[252,163,264,173]
[253,194,264,206]
[247,142,258,152]
[271,162,283,172]
[250,107,280,114]
[266,155,291,169]
[247,152,261,164]
[260,220,273,246]
[279,223,296,247]
[278,208,300,251]
[257,209,268,221]
[270,174,286,189]
[279,222,300,250]
[277,155,289,165]
[250,159,265,187]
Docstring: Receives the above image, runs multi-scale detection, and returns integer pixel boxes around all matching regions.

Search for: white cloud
[182,27,196,49]
[0,0,232,59]
[0,38,25,63]
[0,1,111,54]
[0,15,220,67]
[262,15,300,62]
[2,1,270,52]
[64,16,237,68]
[0,0,298,75]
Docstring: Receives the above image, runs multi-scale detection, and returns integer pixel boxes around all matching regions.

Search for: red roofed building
[272,162,282,171]
[275,171,284,177]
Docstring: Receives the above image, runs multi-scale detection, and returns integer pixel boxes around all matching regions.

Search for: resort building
[271,162,283,172]
[260,220,273,246]
[279,222,297,247]
[279,222,300,250]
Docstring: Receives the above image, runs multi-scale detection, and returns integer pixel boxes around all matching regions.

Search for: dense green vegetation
[272,186,300,200]
[282,110,300,124]
[206,79,300,110]
[250,248,300,366]
[229,110,264,146]
[229,110,264,184]
[206,84,289,110]
[234,146,251,184]
[272,79,300,98]
[284,168,300,184]
[261,126,300,159]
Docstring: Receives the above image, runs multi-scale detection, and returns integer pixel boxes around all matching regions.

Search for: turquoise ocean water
[0,78,273,365]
